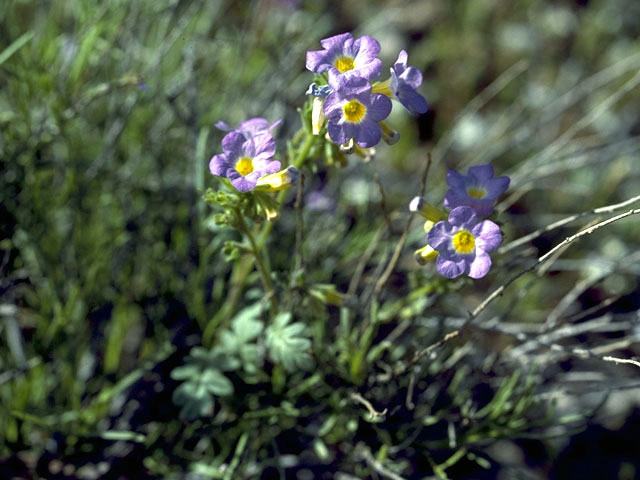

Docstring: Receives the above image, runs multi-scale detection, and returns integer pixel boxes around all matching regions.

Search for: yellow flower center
[334,56,355,73]
[343,99,366,123]
[467,187,486,199]
[452,230,476,254]
[235,156,254,176]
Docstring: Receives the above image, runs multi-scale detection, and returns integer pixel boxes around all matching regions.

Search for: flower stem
[203,129,315,346]
[236,211,278,317]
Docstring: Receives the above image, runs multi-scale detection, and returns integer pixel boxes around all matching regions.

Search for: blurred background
[1,0,640,478]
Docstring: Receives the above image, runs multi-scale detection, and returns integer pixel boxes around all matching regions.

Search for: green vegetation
[2,1,639,478]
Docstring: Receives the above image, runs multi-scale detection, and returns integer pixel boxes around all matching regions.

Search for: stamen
[334,56,355,73]
[235,157,254,176]
[467,187,486,199]
[343,99,366,123]
[452,230,475,254]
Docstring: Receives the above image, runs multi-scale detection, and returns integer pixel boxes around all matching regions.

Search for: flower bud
[311,96,326,135]
[380,121,400,145]
[256,166,301,192]
[414,245,438,265]
[409,196,446,222]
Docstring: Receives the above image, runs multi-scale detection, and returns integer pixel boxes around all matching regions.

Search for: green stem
[236,211,278,317]
[203,130,316,346]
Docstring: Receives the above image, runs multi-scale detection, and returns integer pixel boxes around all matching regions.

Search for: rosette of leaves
[171,348,236,420]
[265,312,314,372]
[171,303,265,420]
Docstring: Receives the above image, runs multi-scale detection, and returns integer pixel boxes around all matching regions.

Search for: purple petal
[468,250,492,279]
[324,101,344,122]
[448,206,478,228]
[472,220,502,252]
[215,121,234,132]
[484,176,510,199]
[397,86,428,115]
[367,94,392,121]
[327,122,349,145]
[468,164,494,182]
[306,50,329,73]
[350,58,382,80]
[436,256,467,279]
[468,199,495,217]
[237,118,269,135]
[394,50,408,70]
[354,35,380,61]
[209,153,231,176]
[327,70,348,92]
[339,75,371,97]
[229,173,257,192]
[320,32,352,50]
[427,221,454,251]
[446,169,467,189]
[221,132,245,154]
[354,121,382,147]
[246,133,276,162]
[251,159,281,177]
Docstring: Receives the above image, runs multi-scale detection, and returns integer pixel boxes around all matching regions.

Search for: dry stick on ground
[419,206,640,368]
[500,193,640,254]
[350,392,388,419]
[471,207,640,321]
[511,68,640,187]
[602,356,640,369]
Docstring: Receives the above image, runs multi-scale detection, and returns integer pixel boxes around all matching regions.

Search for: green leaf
[0,31,34,66]
[231,303,264,342]
[265,312,314,373]
[201,368,234,396]
[170,364,200,381]
[172,381,214,421]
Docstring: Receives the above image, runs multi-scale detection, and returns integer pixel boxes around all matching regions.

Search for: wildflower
[209,132,280,192]
[215,117,281,139]
[372,50,428,115]
[427,206,502,279]
[444,164,510,217]
[306,32,382,80]
[323,73,392,148]
[256,166,300,192]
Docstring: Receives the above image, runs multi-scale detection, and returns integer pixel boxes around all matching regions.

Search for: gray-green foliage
[265,312,314,372]
[171,303,266,419]
[171,348,235,421]
[3,0,640,478]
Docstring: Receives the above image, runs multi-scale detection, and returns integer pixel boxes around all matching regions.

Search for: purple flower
[209,132,281,192]
[428,206,502,279]
[306,32,382,80]
[444,164,510,217]
[215,117,281,139]
[323,73,392,148]
[389,50,428,115]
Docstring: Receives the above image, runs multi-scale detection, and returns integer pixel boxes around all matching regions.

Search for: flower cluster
[412,164,510,279]
[209,31,428,195]
[209,118,298,193]
[306,32,428,149]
